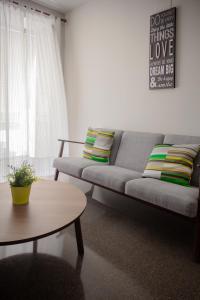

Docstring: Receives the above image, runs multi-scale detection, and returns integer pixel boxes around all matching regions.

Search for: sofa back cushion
[164,134,200,187]
[115,131,164,172]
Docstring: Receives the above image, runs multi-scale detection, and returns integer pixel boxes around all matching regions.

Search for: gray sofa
[53,130,200,261]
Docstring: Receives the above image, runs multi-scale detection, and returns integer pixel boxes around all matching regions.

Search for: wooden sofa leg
[193,219,200,262]
[54,169,59,181]
[54,140,65,181]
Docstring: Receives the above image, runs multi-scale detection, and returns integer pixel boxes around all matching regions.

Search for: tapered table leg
[75,218,84,255]
[194,219,200,262]
[33,240,38,254]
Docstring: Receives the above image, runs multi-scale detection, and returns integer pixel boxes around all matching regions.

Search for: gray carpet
[73,198,200,300]
[0,197,200,300]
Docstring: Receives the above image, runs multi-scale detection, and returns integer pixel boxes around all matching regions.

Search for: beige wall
[64,0,200,149]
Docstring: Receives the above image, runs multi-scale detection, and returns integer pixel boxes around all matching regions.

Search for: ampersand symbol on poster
[150,77,157,88]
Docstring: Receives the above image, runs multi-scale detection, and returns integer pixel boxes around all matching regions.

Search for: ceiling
[33,0,90,13]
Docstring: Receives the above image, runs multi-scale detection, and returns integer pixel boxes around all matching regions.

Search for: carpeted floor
[69,198,200,300]
[0,197,200,300]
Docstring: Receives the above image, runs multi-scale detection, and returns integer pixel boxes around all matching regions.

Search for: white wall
[64,0,200,146]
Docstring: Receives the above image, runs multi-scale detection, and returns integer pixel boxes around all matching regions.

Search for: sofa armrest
[58,139,84,145]
[54,139,85,181]
[57,139,84,158]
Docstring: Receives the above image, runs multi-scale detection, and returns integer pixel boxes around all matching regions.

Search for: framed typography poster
[149,7,176,89]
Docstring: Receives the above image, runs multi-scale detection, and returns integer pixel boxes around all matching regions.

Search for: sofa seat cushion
[53,157,102,177]
[82,166,142,192]
[125,178,199,217]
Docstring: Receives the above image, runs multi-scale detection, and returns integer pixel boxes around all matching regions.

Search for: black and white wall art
[149,7,176,89]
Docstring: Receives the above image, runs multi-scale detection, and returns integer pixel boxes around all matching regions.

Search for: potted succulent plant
[7,162,37,205]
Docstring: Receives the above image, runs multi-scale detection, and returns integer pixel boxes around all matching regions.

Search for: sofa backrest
[115,131,164,172]
[164,134,200,187]
[110,130,124,164]
[97,128,123,165]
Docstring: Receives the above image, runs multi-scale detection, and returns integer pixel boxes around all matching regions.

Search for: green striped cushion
[83,127,99,160]
[143,144,200,186]
[92,130,114,163]
[83,127,114,163]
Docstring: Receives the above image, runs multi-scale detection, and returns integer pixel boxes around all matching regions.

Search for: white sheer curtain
[0,1,68,181]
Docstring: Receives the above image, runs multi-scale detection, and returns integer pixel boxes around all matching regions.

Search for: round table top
[0,180,87,245]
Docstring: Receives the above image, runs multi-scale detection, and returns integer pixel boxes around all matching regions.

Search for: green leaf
[7,161,37,187]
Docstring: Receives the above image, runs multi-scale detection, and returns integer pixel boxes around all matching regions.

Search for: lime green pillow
[83,127,99,160]
[83,128,114,163]
[143,144,200,186]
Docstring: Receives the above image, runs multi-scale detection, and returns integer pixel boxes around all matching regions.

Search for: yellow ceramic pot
[11,185,31,205]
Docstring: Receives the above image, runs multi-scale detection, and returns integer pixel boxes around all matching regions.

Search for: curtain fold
[0,1,68,180]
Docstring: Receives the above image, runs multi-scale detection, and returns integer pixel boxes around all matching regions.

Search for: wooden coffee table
[0,180,87,255]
